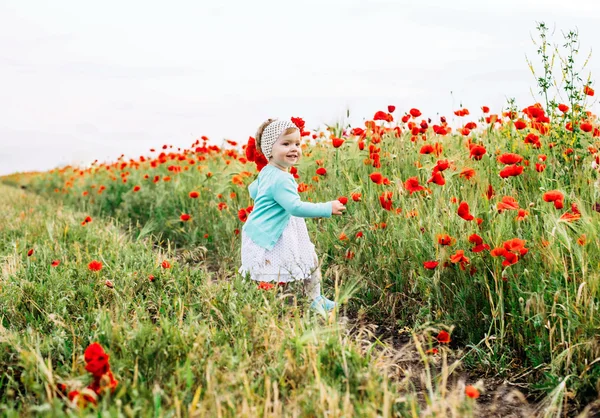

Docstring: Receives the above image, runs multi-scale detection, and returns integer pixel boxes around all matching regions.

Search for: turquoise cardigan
[242,164,332,250]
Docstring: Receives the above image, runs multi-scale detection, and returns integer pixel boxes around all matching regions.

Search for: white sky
[1,0,599,176]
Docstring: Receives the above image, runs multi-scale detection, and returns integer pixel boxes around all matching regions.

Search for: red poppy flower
[433,159,450,173]
[450,250,470,267]
[409,108,422,118]
[88,260,103,272]
[503,238,527,253]
[558,103,569,113]
[490,248,506,257]
[581,122,593,133]
[481,106,490,113]
[543,190,564,209]
[189,191,200,198]
[457,202,474,221]
[370,172,383,184]
[258,281,275,290]
[351,192,362,202]
[387,105,396,113]
[27,248,34,257]
[420,144,434,154]
[584,85,595,96]
[499,164,524,178]
[502,252,519,267]
[535,163,546,172]
[437,234,454,246]
[469,145,487,160]
[459,168,476,180]
[524,133,541,148]
[437,330,451,344]
[332,137,345,148]
[465,385,480,399]
[338,196,348,205]
[516,209,529,221]
[497,153,523,165]
[180,213,191,221]
[161,260,171,269]
[379,191,393,211]
[427,171,445,185]
[51,260,60,267]
[514,120,527,130]
[497,196,519,212]
[133,185,141,192]
[423,261,439,270]
[316,167,327,176]
[404,177,425,195]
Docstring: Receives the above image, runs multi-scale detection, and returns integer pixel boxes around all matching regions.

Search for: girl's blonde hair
[255,119,298,158]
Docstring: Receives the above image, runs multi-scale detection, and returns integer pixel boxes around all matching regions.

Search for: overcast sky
[1,0,599,176]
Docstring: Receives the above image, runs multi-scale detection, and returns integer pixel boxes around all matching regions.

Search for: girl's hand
[331,200,346,215]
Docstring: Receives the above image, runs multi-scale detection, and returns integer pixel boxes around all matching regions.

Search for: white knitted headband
[260,119,298,159]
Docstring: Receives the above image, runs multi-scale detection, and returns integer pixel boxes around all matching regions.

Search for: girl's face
[270,129,301,171]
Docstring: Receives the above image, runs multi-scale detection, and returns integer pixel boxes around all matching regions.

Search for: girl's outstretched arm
[272,176,332,218]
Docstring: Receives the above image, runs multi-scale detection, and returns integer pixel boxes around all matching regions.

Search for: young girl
[238,118,346,313]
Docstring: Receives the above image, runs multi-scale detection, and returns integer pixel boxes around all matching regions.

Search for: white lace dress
[238,216,318,283]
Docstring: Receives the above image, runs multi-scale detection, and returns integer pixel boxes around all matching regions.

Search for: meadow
[2,27,600,417]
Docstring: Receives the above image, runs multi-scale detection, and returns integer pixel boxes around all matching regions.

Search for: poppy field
[2,27,600,416]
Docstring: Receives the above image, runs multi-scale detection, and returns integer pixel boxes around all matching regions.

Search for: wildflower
[133,185,141,192]
[499,164,524,178]
[514,120,527,129]
[88,260,103,272]
[388,105,395,113]
[370,172,383,184]
[351,192,362,202]
[379,191,393,211]
[338,196,348,205]
[469,145,487,160]
[497,196,519,212]
[427,171,445,186]
[468,234,490,252]
[584,85,595,96]
[409,108,422,118]
[258,281,274,290]
[543,190,564,209]
[404,177,425,195]
[465,385,480,399]
[459,168,476,180]
[332,137,345,148]
[436,330,451,344]
[51,260,61,267]
[450,250,470,270]
[437,234,454,246]
[423,261,439,270]
[27,248,34,257]
[457,202,474,221]
[180,213,191,221]
[161,260,171,269]
[105,280,114,289]
[316,167,327,176]
[516,209,529,221]
[497,153,523,164]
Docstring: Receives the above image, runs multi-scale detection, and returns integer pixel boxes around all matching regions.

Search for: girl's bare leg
[303,253,322,300]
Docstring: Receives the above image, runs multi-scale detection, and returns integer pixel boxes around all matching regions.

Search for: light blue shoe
[310,295,337,314]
